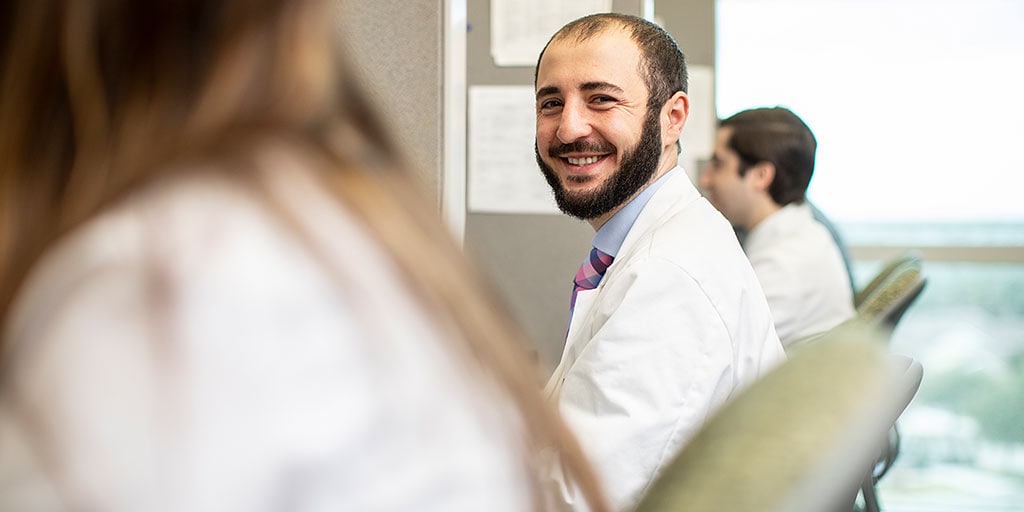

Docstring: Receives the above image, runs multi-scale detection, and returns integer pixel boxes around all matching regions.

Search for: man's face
[534,29,664,221]
[699,126,759,227]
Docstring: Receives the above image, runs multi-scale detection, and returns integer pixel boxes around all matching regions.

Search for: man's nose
[556,102,593,144]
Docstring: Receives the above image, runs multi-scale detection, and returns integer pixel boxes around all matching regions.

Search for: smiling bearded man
[533,12,786,512]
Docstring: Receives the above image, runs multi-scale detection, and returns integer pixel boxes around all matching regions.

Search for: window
[717,1,1024,510]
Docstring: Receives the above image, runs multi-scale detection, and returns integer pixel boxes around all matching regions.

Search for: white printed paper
[490,0,613,67]
[468,85,559,214]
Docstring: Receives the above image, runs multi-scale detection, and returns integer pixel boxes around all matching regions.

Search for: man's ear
[749,162,776,192]
[661,91,689,146]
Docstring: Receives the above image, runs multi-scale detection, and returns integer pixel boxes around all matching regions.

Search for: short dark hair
[719,107,817,206]
[535,13,687,110]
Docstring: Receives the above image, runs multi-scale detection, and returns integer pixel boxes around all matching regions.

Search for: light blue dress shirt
[592,167,681,258]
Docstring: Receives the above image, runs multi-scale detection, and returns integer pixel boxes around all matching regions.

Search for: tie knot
[574,247,614,291]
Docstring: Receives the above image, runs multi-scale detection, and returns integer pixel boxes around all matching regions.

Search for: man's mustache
[548,140,615,158]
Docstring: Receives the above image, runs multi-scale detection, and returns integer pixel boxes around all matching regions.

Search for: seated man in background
[699,106,855,349]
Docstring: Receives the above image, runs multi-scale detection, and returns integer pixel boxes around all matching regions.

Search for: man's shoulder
[637,196,742,256]
[750,204,842,253]
[613,197,758,293]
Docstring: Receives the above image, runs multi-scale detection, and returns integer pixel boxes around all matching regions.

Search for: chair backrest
[634,321,923,512]
[856,259,927,332]
[854,252,921,308]
[857,354,923,512]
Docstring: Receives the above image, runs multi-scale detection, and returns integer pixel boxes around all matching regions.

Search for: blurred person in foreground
[534,13,784,510]
[699,106,855,350]
[0,1,608,511]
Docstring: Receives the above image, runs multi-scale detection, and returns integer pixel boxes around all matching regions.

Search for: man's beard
[536,109,662,220]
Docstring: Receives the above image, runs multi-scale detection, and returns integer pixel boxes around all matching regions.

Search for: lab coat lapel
[545,285,601,399]
[547,171,700,400]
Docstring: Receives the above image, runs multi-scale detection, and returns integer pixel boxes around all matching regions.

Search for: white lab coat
[743,202,856,348]
[545,171,785,511]
[0,154,535,511]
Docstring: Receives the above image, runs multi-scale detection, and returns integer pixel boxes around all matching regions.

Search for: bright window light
[716,0,1024,223]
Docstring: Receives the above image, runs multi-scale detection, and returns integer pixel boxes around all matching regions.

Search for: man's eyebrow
[536,81,625,100]
[536,85,560,99]
[580,81,624,94]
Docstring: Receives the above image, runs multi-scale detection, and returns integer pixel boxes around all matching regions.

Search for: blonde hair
[0,1,607,510]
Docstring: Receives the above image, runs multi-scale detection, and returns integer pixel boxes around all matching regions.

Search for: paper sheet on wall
[678,65,716,184]
[490,0,613,67]
[468,85,559,214]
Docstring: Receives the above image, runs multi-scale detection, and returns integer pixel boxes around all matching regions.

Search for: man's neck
[588,152,678,231]
[745,201,783,232]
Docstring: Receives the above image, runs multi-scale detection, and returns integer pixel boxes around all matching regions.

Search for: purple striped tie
[570,247,614,314]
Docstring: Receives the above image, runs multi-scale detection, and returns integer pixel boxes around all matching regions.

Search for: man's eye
[540,99,563,110]
[593,96,616,104]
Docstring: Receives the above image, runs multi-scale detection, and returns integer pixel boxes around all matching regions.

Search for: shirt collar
[593,167,681,257]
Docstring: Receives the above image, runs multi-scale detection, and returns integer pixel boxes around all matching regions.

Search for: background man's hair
[719,107,818,206]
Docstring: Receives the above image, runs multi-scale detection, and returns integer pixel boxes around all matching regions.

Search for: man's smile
[567,155,602,166]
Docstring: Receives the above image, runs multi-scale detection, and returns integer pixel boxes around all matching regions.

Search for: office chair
[856,354,923,512]
[854,257,927,512]
[635,321,923,512]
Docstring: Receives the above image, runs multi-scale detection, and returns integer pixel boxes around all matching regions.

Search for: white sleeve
[0,205,533,512]
[747,236,854,346]
[0,258,173,510]
[747,244,805,343]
